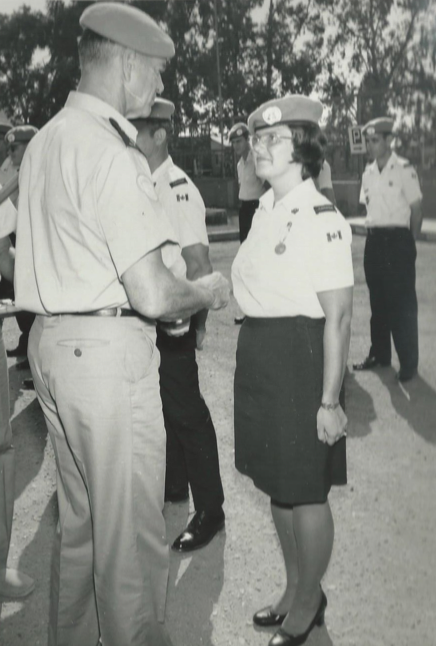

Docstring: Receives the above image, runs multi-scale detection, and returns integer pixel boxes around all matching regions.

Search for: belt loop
[116,307,122,317]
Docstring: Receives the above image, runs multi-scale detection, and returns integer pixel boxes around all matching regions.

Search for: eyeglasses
[250,132,294,149]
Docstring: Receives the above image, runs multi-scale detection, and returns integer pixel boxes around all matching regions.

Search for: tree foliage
[0,0,434,142]
[316,0,433,130]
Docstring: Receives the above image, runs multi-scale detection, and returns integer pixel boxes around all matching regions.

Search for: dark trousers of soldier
[364,227,418,373]
[239,199,259,243]
[157,325,224,514]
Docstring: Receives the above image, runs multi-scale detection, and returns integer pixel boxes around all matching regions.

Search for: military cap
[147,98,175,121]
[129,98,175,132]
[248,95,323,134]
[80,2,175,59]
[228,123,249,142]
[5,125,38,144]
[362,117,394,136]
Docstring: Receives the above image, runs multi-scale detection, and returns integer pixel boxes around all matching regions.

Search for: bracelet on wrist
[321,401,340,411]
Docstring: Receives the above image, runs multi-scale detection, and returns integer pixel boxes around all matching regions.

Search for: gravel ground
[1,234,435,646]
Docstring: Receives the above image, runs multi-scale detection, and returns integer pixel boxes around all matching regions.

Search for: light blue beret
[80,2,175,59]
[5,125,38,144]
[362,117,394,135]
[228,123,249,141]
[248,95,323,134]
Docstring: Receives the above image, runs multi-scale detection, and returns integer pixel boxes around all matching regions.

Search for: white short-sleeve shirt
[14,91,178,314]
[152,156,209,251]
[359,152,422,228]
[232,179,354,318]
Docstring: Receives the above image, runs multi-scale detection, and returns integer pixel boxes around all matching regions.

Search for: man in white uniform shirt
[229,122,265,323]
[131,98,225,553]
[353,117,422,382]
[13,5,229,646]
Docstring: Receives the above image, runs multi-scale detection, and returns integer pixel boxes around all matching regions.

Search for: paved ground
[0,235,435,646]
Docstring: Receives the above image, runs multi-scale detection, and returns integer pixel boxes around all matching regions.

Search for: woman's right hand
[317,404,347,445]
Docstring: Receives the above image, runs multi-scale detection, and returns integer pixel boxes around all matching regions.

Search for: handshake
[195,271,230,310]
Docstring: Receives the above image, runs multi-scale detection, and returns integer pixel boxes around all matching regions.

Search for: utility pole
[213,0,225,177]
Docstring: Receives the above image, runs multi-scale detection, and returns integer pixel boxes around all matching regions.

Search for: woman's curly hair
[287,124,326,180]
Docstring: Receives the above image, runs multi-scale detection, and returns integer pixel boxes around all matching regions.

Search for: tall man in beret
[353,117,423,382]
[14,4,229,646]
[229,122,265,324]
[131,98,225,553]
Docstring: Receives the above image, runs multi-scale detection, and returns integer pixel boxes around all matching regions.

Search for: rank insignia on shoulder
[314,204,337,214]
[327,230,342,242]
[177,193,189,202]
[170,177,188,189]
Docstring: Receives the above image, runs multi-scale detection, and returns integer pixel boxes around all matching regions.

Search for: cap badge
[367,126,375,135]
[262,106,282,125]
[236,128,243,136]
[6,133,15,143]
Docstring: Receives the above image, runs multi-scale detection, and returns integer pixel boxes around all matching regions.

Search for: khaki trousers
[29,315,172,646]
[0,322,14,570]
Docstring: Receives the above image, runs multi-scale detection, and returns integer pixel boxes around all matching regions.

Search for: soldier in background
[353,117,423,382]
[229,122,265,324]
[0,126,39,365]
[132,98,226,554]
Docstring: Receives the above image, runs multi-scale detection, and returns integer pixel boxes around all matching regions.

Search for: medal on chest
[274,210,298,254]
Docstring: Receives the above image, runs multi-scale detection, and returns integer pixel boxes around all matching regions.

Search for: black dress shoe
[22,378,35,390]
[353,356,390,371]
[253,606,286,627]
[171,509,225,553]
[164,490,189,504]
[234,316,246,325]
[268,590,327,646]
[396,368,417,383]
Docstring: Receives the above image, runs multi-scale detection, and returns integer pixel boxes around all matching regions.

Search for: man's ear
[153,127,167,147]
[122,49,135,83]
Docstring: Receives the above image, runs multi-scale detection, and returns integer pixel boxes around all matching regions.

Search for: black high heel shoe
[253,605,286,627]
[268,590,327,646]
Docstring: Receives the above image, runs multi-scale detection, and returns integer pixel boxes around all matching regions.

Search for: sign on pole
[348,126,366,154]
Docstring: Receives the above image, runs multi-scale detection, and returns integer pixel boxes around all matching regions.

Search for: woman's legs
[270,502,299,614]
[271,499,334,634]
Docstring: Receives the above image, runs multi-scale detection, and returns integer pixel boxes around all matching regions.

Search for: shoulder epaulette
[314,204,337,215]
[397,156,412,168]
[170,177,188,189]
[109,118,145,158]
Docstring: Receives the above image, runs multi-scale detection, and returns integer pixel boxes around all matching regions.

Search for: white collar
[65,91,138,142]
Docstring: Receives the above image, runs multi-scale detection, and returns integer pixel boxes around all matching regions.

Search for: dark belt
[367,226,408,235]
[68,308,138,317]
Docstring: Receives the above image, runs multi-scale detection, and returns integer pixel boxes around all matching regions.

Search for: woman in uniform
[232,96,353,646]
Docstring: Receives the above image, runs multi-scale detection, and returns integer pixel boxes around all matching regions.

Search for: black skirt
[234,316,346,505]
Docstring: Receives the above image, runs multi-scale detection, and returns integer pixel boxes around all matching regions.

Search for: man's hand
[317,404,347,446]
[195,272,230,310]
[160,318,190,337]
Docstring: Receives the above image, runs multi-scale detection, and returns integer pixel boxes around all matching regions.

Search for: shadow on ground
[376,369,436,444]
